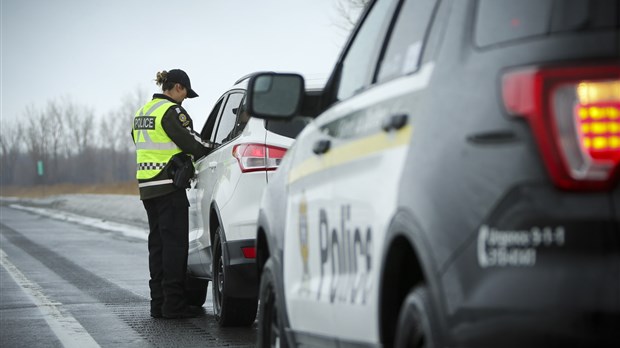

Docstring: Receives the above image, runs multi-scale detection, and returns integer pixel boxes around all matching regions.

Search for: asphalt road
[0,205,256,348]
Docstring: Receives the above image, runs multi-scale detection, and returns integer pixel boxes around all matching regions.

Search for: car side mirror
[247,73,304,120]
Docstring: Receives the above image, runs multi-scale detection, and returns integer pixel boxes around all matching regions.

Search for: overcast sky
[1,0,351,129]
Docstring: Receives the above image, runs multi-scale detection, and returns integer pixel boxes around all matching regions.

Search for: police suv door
[282,0,419,344]
[285,0,439,344]
[329,0,438,343]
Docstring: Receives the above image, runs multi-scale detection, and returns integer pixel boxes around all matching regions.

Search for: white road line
[0,249,101,348]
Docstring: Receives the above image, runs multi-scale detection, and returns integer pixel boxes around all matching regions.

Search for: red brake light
[502,64,620,190]
[241,246,256,259]
[232,143,287,173]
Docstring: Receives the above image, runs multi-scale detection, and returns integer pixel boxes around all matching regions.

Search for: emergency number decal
[477,225,565,268]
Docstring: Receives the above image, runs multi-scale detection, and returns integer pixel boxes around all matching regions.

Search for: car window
[337,0,398,101]
[214,92,244,144]
[201,98,224,141]
[265,118,310,139]
[228,96,250,141]
[475,0,553,48]
[377,0,437,83]
[476,0,619,48]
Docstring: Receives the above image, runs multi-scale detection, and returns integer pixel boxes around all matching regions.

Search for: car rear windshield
[265,118,310,139]
[475,0,619,48]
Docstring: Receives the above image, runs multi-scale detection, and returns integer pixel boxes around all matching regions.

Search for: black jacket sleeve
[161,105,211,160]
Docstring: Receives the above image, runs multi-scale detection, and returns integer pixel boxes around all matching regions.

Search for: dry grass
[0,181,139,198]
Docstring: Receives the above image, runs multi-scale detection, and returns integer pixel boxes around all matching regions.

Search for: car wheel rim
[217,254,224,300]
[411,333,425,348]
[410,320,426,348]
[269,287,279,348]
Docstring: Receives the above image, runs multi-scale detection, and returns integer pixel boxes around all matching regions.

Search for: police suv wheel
[257,259,286,348]
[212,228,257,326]
[394,286,439,348]
[185,276,208,306]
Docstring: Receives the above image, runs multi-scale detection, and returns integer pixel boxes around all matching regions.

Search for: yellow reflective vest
[133,98,182,181]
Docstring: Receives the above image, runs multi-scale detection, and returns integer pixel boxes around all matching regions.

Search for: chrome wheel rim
[218,254,224,295]
[269,287,279,348]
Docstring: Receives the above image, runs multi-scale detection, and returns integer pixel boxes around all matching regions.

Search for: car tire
[257,259,288,348]
[185,275,208,306]
[212,227,257,326]
[394,285,439,348]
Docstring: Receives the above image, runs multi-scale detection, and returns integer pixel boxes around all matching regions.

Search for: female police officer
[132,69,211,319]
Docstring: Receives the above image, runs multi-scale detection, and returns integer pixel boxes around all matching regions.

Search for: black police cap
[166,69,198,98]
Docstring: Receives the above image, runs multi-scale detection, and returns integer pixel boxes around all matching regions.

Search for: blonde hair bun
[155,71,168,86]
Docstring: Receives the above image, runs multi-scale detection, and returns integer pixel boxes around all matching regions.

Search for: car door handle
[208,161,217,169]
[382,113,409,132]
[313,139,331,155]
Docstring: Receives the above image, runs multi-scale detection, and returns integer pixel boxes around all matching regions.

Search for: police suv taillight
[502,64,620,190]
[232,143,287,173]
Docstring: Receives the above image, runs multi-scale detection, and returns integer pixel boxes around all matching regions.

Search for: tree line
[1,0,369,189]
[0,90,146,188]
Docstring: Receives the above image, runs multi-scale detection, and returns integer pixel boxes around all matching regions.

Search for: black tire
[185,275,209,307]
[394,286,440,348]
[212,228,258,326]
[257,259,288,348]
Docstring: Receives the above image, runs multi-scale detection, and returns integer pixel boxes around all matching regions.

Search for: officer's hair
[155,71,176,91]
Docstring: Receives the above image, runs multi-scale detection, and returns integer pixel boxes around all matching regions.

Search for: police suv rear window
[475,0,619,48]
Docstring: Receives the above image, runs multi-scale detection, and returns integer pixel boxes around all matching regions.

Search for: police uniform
[132,78,210,318]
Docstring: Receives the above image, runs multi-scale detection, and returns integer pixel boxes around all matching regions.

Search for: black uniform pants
[142,189,189,315]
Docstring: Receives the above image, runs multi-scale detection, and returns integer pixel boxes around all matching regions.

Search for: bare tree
[45,100,66,183]
[114,87,146,180]
[0,122,24,185]
[2,87,147,188]
[334,0,370,34]
[24,105,46,161]
[98,117,112,150]
[98,117,117,182]
[64,101,95,152]
[22,104,52,184]
[53,100,93,183]
[117,87,147,151]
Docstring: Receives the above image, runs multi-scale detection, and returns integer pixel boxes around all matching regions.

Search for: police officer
[132,69,211,319]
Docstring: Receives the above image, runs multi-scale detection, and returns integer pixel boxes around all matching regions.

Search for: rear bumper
[223,238,258,299]
[442,184,620,346]
[450,312,620,347]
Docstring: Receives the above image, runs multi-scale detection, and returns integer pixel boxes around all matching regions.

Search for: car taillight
[241,246,256,259]
[502,64,620,190]
[232,143,287,173]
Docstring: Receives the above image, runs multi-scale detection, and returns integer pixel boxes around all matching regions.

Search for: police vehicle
[248,0,619,346]
[184,75,308,326]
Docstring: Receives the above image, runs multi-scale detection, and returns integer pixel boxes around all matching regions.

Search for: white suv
[184,75,309,326]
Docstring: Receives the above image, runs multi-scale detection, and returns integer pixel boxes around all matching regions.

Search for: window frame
[201,96,225,142]
[374,0,439,84]
[228,95,249,141]
[213,91,244,145]
[334,0,400,101]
